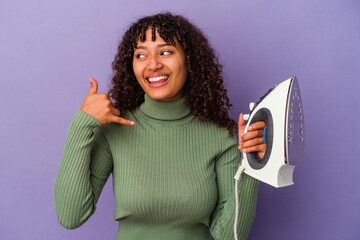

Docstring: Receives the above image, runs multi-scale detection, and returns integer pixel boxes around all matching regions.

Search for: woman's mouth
[146,75,170,88]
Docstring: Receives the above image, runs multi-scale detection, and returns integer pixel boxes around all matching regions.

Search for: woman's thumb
[87,77,98,95]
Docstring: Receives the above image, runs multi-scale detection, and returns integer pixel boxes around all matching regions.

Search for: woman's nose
[147,55,163,71]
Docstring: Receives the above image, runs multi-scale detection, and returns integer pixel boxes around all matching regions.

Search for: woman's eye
[136,54,145,59]
[161,51,172,56]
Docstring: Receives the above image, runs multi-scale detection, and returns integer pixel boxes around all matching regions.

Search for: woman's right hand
[238,113,266,160]
[80,77,135,126]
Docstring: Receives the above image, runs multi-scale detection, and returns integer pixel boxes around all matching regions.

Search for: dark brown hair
[109,12,237,135]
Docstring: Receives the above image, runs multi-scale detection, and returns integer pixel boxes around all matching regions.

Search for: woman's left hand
[238,113,267,160]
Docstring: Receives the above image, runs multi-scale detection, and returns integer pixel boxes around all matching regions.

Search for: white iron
[233,76,304,240]
[240,76,304,187]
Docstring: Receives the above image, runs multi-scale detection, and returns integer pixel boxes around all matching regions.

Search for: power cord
[233,165,245,240]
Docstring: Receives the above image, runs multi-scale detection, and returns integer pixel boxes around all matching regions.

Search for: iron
[239,76,304,187]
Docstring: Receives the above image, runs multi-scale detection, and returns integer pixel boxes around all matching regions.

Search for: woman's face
[132,28,187,102]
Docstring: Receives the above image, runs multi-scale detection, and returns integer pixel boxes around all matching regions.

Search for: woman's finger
[87,77,99,95]
[111,106,121,116]
[238,113,247,143]
[247,121,266,131]
[242,143,266,154]
[241,137,264,149]
[109,115,135,126]
[241,130,263,142]
[256,151,265,160]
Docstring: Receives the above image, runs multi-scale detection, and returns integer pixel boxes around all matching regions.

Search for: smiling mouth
[146,75,170,83]
[145,75,170,88]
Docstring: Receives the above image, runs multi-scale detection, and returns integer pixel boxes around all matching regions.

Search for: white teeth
[148,75,169,82]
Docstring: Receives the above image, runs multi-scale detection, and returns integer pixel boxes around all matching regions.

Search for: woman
[54,13,266,240]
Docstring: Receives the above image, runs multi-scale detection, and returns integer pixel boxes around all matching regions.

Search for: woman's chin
[146,91,183,102]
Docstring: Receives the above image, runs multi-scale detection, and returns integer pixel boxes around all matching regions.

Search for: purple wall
[1,0,359,239]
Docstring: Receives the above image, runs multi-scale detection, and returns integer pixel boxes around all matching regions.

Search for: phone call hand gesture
[238,113,266,160]
[80,77,135,126]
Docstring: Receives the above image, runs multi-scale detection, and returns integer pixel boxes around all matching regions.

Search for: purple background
[1,0,359,239]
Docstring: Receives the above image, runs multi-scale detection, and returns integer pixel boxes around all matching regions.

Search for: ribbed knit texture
[54,94,259,240]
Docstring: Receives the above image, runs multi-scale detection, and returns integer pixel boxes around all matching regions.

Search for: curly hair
[109,12,237,136]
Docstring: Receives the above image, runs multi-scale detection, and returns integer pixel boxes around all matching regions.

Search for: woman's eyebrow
[135,46,146,50]
[135,43,173,50]
[157,43,173,48]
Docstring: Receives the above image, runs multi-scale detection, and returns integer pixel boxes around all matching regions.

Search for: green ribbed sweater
[54,94,258,240]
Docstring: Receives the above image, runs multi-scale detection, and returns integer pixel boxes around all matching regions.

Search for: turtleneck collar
[139,94,191,120]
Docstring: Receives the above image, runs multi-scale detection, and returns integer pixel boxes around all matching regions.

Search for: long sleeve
[210,136,259,240]
[54,110,113,229]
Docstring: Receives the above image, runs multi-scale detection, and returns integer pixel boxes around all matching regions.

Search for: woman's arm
[210,136,259,240]
[54,110,113,229]
[54,77,135,229]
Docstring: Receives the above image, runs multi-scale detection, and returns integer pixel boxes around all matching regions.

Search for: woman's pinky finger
[111,107,121,116]
[110,116,135,126]
[242,143,266,154]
